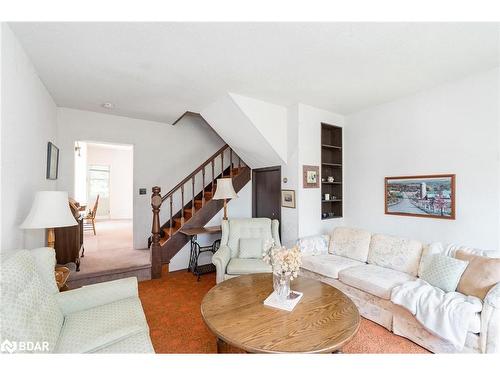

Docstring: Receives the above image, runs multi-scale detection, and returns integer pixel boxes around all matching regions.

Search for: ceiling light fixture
[102,102,114,109]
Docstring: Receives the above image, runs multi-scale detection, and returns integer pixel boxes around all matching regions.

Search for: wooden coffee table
[201,273,360,353]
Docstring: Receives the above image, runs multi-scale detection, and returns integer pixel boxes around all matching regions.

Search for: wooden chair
[83,195,99,235]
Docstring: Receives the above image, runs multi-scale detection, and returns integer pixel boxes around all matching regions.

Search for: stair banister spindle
[169,195,173,236]
[230,149,233,177]
[192,175,196,214]
[238,153,241,170]
[202,167,206,206]
[221,150,224,177]
[151,186,162,279]
[181,185,185,226]
[211,160,215,195]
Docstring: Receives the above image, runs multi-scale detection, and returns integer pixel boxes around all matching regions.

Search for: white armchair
[212,218,281,284]
[0,248,154,353]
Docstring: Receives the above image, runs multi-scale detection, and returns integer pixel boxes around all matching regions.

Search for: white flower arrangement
[262,240,302,280]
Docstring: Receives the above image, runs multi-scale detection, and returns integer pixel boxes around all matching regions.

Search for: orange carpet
[138,270,430,354]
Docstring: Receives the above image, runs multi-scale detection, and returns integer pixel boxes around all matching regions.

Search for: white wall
[86,143,133,219]
[56,108,225,249]
[280,104,299,246]
[345,68,500,250]
[202,94,285,168]
[169,182,252,271]
[230,93,288,162]
[1,24,58,251]
[296,104,345,238]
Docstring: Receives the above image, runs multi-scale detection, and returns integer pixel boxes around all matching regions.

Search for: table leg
[217,338,232,353]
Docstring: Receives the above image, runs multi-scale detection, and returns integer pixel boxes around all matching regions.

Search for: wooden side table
[180,226,222,281]
[55,266,70,291]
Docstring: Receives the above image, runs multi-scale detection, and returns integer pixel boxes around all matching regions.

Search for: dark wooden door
[252,166,281,226]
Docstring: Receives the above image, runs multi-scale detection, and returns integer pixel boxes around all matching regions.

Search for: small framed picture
[303,165,320,188]
[281,190,296,208]
[46,142,59,180]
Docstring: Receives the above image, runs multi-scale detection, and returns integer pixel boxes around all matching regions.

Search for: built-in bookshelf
[321,123,343,219]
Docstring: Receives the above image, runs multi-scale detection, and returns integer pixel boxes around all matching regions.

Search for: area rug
[138,270,430,354]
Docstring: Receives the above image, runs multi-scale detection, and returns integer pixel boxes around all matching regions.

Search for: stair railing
[150,144,245,278]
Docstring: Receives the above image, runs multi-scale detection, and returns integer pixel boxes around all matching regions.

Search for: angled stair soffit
[201,93,287,169]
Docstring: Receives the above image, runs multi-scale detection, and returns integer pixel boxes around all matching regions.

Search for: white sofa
[212,218,280,284]
[1,248,154,353]
[298,227,500,353]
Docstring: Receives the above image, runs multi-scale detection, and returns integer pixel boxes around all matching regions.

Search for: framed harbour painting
[385,174,455,220]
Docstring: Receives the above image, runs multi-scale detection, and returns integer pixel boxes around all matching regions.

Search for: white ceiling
[9,22,500,124]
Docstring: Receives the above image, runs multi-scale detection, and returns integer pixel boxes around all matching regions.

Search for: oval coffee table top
[201,273,360,353]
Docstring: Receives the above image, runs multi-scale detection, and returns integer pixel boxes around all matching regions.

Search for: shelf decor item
[263,240,302,302]
[385,174,456,219]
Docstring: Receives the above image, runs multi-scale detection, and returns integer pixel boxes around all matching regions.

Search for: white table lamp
[20,191,77,249]
[213,178,238,220]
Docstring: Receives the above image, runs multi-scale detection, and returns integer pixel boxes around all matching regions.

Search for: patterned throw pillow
[297,235,330,256]
[238,238,263,259]
[455,250,500,299]
[420,254,469,293]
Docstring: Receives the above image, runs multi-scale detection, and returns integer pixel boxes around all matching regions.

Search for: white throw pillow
[420,254,469,293]
[238,238,263,259]
[297,235,330,256]
[329,227,371,262]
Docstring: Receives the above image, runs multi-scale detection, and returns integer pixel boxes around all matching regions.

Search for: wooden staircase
[149,144,250,278]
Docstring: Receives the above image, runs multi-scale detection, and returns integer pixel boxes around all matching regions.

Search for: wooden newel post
[151,186,163,279]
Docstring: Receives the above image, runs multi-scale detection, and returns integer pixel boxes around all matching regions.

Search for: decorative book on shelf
[263,291,304,312]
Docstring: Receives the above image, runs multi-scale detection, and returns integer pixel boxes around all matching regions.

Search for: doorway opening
[71,141,150,285]
[252,166,282,237]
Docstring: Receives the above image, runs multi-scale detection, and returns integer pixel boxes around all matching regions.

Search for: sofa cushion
[329,227,371,262]
[368,234,423,276]
[238,238,263,259]
[297,235,330,256]
[56,297,149,353]
[1,250,64,353]
[455,250,500,300]
[226,258,272,275]
[420,254,468,293]
[227,218,274,258]
[301,254,364,279]
[339,264,415,300]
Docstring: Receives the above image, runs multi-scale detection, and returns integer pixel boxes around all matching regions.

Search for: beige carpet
[70,219,150,280]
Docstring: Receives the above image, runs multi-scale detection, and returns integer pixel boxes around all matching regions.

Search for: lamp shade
[213,178,238,200]
[20,191,77,229]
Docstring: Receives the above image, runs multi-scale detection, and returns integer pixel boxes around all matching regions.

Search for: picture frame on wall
[46,141,59,180]
[385,174,456,220]
[281,189,296,208]
[303,165,320,188]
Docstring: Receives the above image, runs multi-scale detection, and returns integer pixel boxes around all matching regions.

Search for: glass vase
[273,272,291,302]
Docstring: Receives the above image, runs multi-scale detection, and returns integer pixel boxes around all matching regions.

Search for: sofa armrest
[296,234,330,256]
[271,220,281,247]
[56,277,139,316]
[212,245,231,284]
[485,282,500,309]
[480,283,500,353]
